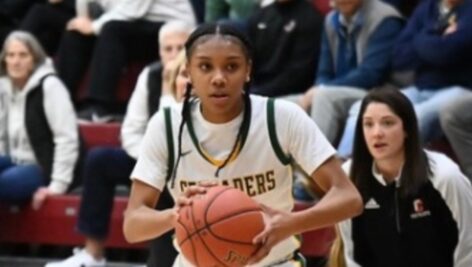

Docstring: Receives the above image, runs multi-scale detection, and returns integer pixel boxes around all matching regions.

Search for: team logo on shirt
[410,198,431,219]
[364,198,380,209]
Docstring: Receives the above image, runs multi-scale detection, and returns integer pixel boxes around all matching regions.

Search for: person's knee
[85,147,117,168]
[99,21,128,39]
[439,102,460,128]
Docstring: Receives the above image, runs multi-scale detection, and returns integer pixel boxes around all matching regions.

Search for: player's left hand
[247,204,294,265]
[31,187,53,210]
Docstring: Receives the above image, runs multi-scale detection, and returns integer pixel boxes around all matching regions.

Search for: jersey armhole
[164,108,175,182]
[267,98,292,165]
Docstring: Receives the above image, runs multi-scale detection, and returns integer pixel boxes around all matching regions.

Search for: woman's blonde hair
[328,226,346,267]
[167,50,187,99]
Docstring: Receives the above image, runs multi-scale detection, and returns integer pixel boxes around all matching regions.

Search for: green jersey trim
[267,98,291,165]
[164,108,175,182]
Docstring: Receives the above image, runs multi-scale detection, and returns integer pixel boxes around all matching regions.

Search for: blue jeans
[0,156,45,203]
[77,147,136,240]
[337,86,469,158]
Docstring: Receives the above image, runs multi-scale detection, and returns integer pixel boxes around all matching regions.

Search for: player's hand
[247,204,294,265]
[299,87,315,111]
[175,182,217,208]
[67,17,94,35]
[444,23,457,35]
[31,187,54,210]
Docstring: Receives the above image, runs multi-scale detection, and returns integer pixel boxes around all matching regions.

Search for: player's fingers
[259,203,278,216]
[183,185,207,198]
[176,195,192,207]
[247,243,271,265]
[252,223,271,244]
[198,180,218,187]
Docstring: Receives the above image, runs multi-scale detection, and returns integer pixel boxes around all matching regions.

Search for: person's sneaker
[44,247,106,267]
[78,105,114,123]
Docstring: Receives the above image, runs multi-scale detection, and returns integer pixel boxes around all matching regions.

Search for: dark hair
[170,22,253,187]
[350,88,431,199]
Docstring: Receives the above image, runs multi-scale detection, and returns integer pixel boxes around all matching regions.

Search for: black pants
[56,20,163,107]
[20,3,74,55]
[77,147,177,266]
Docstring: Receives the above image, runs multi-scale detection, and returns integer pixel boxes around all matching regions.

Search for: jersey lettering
[178,170,277,196]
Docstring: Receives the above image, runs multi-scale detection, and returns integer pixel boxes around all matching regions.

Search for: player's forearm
[290,185,362,234]
[123,207,176,243]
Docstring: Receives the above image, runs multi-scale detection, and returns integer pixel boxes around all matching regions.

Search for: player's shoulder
[148,102,183,128]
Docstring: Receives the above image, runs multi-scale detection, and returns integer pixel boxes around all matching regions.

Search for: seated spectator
[334,0,472,159]
[0,31,80,209]
[339,88,472,267]
[205,0,260,30]
[0,0,47,44]
[54,0,198,120]
[249,0,324,98]
[19,0,76,56]
[299,0,403,151]
[44,23,191,267]
[440,93,472,181]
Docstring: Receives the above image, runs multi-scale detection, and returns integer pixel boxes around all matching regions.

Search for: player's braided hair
[170,23,253,188]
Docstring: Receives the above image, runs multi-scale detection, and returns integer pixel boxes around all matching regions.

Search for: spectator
[334,0,472,159]
[0,0,46,44]
[54,0,197,120]
[339,88,472,267]
[440,93,472,181]
[300,0,403,150]
[44,22,191,267]
[249,0,324,98]
[0,31,80,209]
[19,0,76,56]
[205,0,259,29]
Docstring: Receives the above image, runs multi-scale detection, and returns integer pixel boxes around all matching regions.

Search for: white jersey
[132,95,336,266]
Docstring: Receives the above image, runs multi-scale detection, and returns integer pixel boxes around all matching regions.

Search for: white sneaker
[45,247,106,267]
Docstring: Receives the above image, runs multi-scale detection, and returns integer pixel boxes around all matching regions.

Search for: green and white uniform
[131,95,336,266]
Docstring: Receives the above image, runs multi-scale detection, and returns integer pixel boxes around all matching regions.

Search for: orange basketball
[175,185,265,267]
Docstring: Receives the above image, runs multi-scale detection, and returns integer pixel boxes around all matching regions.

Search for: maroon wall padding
[293,201,336,257]
[79,122,121,150]
[0,195,145,249]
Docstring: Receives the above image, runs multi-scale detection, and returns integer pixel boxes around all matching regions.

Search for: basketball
[175,185,265,267]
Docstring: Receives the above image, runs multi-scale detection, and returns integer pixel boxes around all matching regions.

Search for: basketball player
[123,22,363,267]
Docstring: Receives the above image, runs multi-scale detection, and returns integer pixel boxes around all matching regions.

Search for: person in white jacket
[0,31,79,209]
[45,21,191,267]
[54,0,198,121]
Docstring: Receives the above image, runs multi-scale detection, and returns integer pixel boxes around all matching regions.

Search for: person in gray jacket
[298,0,403,152]
[440,93,472,181]
[0,31,79,209]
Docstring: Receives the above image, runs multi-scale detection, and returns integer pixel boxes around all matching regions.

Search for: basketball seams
[176,186,264,267]
[176,208,198,265]
[206,210,263,245]
[190,193,230,267]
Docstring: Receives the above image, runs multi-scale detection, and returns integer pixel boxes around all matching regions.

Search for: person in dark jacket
[339,88,472,267]
[0,31,80,209]
[249,0,324,98]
